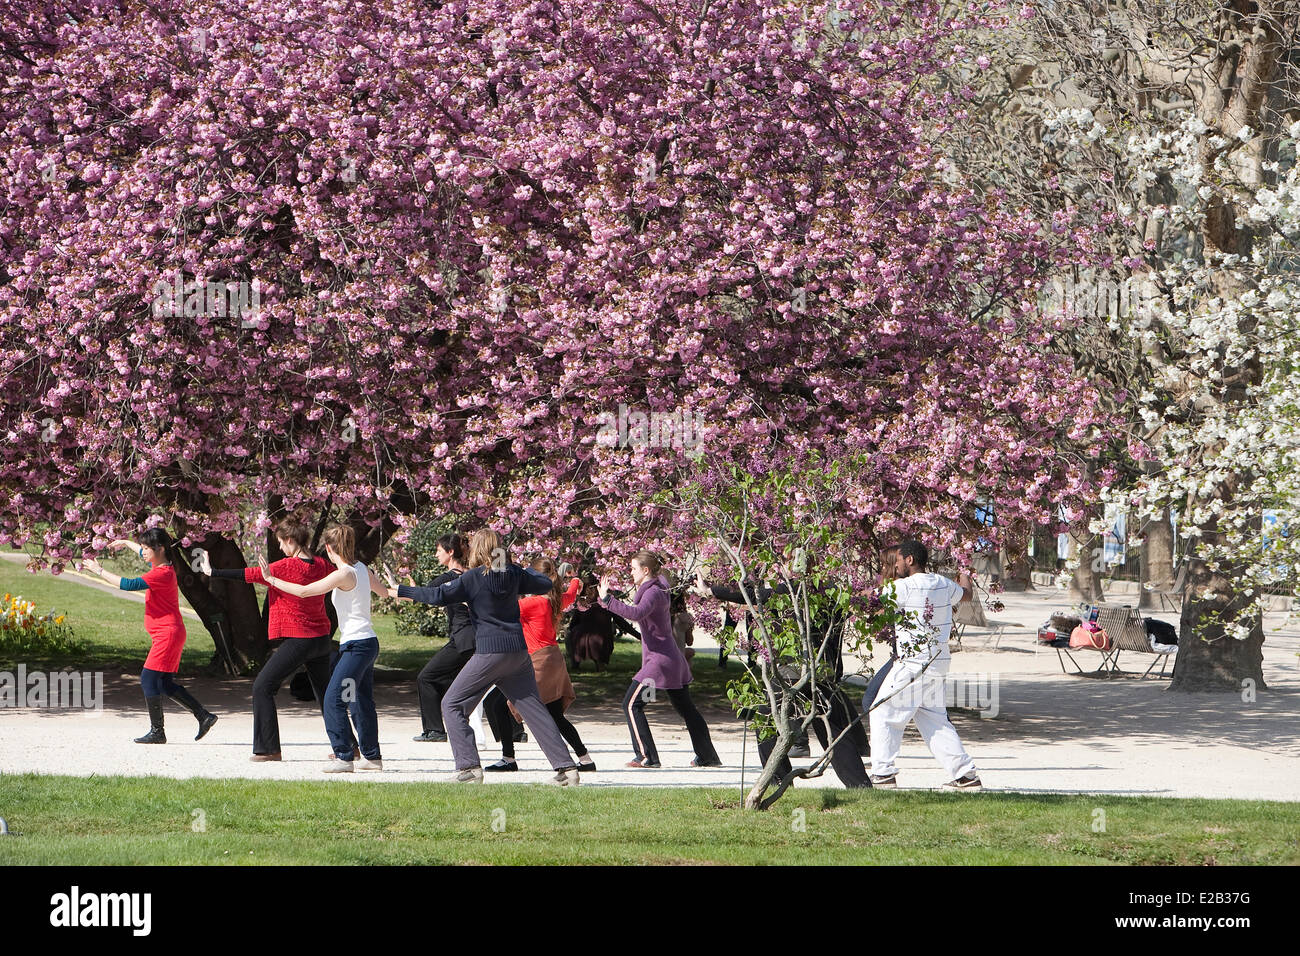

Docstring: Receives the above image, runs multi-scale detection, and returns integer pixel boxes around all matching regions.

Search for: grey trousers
[441,650,577,771]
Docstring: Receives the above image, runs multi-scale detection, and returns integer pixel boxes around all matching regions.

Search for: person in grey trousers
[392,528,582,786]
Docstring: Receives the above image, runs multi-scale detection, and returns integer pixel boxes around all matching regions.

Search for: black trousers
[483,687,526,757]
[546,698,588,758]
[485,691,589,761]
[417,642,475,733]
[253,634,332,755]
[755,688,870,788]
[623,681,720,766]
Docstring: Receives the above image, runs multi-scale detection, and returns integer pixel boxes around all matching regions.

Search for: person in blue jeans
[263,524,389,773]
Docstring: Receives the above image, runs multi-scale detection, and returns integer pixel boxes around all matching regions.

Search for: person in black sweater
[389,529,581,785]
[694,564,872,788]
[391,533,478,742]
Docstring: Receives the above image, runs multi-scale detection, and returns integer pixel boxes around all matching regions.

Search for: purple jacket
[602,574,692,690]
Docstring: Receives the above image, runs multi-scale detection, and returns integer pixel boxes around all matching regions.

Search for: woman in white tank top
[264,524,389,773]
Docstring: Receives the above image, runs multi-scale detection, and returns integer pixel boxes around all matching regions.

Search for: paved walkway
[2,580,1298,800]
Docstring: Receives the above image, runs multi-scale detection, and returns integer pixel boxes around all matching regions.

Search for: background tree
[936,0,1300,690]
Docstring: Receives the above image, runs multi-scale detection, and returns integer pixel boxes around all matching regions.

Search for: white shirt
[330,562,377,644]
[887,572,964,658]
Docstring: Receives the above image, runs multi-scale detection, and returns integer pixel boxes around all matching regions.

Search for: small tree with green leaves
[675,456,902,810]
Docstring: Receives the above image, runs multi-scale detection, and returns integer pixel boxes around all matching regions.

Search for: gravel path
[3,578,1298,800]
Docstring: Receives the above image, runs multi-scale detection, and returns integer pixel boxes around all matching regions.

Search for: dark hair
[274,517,312,551]
[139,528,173,562]
[898,539,928,570]
[530,557,565,628]
[437,533,467,565]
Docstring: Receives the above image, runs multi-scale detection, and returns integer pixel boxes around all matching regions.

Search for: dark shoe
[626,758,660,768]
[485,759,518,772]
[412,729,448,742]
[789,733,811,759]
[134,696,166,744]
[690,758,722,768]
[942,773,983,791]
[577,760,597,773]
[195,712,218,741]
[512,729,528,743]
[250,752,283,762]
[870,774,898,789]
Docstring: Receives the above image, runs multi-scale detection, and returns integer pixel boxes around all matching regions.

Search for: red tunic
[245,557,334,639]
[141,564,187,672]
[518,578,582,654]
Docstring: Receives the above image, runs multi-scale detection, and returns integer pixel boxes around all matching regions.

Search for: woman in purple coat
[599,551,721,768]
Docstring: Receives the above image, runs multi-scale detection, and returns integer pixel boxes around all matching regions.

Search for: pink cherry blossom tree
[1,0,1107,667]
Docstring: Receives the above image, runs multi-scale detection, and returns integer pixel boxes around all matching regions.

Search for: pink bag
[1069,623,1112,651]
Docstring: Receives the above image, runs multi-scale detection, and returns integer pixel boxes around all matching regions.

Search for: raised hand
[598,575,611,601]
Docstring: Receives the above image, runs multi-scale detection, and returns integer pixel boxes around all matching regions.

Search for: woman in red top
[483,558,594,772]
[202,517,334,760]
[83,529,218,744]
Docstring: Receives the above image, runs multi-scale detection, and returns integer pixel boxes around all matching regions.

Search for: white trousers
[869,649,976,780]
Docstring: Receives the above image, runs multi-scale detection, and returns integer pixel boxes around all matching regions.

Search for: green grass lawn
[0,560,746,708]
[0,774,1295,865]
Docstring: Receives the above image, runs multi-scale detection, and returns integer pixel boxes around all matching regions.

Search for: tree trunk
[1173,547,1266,692]
[1067,526,1104,604]
[745,726,797,810]
[1002,547,1034,591]
[167,533,261,675]
[1138,509,1175,610]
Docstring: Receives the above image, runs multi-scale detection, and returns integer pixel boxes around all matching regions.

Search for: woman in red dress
[83,528,218,744]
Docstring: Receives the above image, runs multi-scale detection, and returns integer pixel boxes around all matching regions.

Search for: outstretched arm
[265,566,355,598]
[366,566,390,599]
[397,573,468,607]
[520,567,554,597]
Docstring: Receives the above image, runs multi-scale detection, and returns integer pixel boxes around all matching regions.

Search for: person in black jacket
[695,564,872,788]
[389,529,582,785]
[393,533,477,742]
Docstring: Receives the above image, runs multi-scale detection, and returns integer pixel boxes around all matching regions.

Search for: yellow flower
[55,615,65,624]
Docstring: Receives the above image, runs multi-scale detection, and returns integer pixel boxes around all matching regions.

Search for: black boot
[168,686,218,740]
[134,696,166,744]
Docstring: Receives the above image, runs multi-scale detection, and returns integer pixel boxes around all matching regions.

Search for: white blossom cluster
[1045,102,1300,638]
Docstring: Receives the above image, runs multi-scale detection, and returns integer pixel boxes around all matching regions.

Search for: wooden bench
[1056,605,1175,679]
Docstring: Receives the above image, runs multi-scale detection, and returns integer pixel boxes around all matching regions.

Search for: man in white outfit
[869,539,983,790]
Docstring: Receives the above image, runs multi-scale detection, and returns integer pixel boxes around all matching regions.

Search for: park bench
[1056,604,1175,679]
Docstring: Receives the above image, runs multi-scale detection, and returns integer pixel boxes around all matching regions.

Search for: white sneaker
[549,768,581,786]
[454,766,484,783]
[322,759,354,774]
[357,757,383,771]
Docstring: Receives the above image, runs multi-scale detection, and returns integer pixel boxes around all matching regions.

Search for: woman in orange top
[483,558,594,772]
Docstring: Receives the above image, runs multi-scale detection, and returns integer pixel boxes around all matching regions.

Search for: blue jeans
[324,638,380,760]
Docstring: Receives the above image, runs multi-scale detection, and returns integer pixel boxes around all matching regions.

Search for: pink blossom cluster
[0,0,1107,568]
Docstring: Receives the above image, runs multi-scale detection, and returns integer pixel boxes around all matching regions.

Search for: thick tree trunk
[167,533,261,675]
[1002,547,1034,591]
[1173,550,1266,692]
[1067,526,1104,604]
[1138,510,1175,610]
